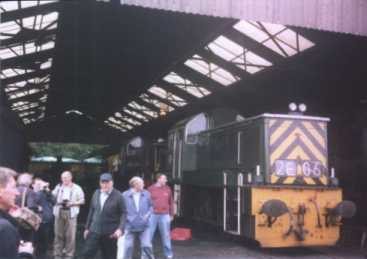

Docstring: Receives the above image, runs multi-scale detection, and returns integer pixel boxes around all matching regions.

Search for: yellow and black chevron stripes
[268,119,328,185]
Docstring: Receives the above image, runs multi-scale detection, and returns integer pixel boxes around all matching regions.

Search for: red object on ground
[171,227,192,240]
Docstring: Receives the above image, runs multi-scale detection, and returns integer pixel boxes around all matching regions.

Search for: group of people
[0,166,175,259]
[0,169,57,259]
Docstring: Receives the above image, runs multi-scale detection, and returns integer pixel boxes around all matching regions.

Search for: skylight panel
[163,72,211,98]
[139,94,175,113]
[0,48,17,59]
[233,21,315,57]
[12,102,39,111]
[19,110,36,118]
[8,88,43,100]
[123,108,149,122]
[114,112,142,126]
[207,35,272,74]
[108,116,124,125]
[105,122,127,132]
[0,21,19,39]
[0,41,55,60]
[148,86,187,107]
[208,36,243,60]
[1,69,17,78]
[1,68,30,79]
[39,41,55,51]
[105,119,130,131]
[128,101,158,118]
[0,1,58,12]
[22,112,45,124]
[12,101,27,108]
[184,55,240,86]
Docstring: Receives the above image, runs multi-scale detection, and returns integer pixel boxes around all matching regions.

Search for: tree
[30,142,105,160]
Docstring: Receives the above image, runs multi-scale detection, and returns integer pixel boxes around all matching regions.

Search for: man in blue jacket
[120,176,155,259]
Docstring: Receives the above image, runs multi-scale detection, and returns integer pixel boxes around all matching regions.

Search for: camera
[61,199,69,209]
[41,183,50,192]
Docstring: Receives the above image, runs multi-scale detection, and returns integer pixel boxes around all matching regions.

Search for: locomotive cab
[168,107,355,247]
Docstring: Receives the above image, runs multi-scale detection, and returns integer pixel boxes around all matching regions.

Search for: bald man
[52,171,85,259]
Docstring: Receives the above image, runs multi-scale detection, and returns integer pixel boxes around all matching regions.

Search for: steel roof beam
[134,99,161,113]
[5,82,49,94]
[1,2,60,23]
[7,91,46,103]
[223,29,283,64]
[156,80,197,103]
[172,64,223,92]
[145,91,179,109]
[1,28,57,47]
[1,69,51,85]
[124,104,156,120]
[107,119,131,130]
[16,105,45,115]
[198,48,250,79]
[119,110,147,124]
[1,49,54,70]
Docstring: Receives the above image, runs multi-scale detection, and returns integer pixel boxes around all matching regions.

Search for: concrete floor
[53,224,366,259]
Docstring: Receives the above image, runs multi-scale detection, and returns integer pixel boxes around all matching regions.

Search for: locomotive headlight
[298,103,307,113]
[289,103,297,112]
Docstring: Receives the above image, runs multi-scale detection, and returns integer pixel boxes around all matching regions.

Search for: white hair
[0,167,17,188]
[129,176,144,187]
[17,173,33,187]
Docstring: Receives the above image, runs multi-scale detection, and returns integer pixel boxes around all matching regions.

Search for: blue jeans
[122,228,155,259]
[149,214,173,258]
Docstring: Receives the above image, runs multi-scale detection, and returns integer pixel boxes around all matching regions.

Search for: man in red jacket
[147,174,174,259]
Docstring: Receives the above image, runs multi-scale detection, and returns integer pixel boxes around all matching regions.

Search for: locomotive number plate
[274,159,323,178]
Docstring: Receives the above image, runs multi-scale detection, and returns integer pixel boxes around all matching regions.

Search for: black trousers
[34,222,52,259]
[82,232,117,259]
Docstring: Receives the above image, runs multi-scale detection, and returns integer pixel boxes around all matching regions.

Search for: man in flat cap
[83,173,126,259]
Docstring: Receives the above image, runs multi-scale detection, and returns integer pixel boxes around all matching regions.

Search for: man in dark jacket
[33,178,55,259]
[82,173,125,259]
[0,167,34,259]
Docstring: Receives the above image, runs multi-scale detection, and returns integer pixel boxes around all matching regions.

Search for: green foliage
[30,142,105,160]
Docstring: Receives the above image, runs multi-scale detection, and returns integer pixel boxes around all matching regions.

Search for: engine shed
[1,0,367,250]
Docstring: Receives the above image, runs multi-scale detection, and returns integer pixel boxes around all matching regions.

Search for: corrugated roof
[120,0,367,37]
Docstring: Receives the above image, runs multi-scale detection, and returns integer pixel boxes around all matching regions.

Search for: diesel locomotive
[167,107,356,247]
